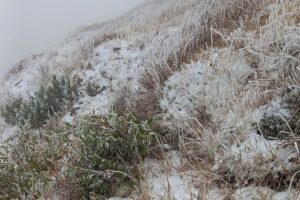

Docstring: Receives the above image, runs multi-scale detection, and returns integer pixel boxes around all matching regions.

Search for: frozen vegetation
[0,0,300,199]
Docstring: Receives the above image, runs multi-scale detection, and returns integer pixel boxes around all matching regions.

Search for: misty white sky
[0,0,146,78]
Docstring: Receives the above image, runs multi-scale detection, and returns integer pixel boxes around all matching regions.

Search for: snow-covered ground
[0,0,148,80]
[1,0,300,199]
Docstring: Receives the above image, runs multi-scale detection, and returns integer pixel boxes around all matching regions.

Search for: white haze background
[0,0,146,80]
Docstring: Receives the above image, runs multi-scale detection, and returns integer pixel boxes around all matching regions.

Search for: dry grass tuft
[134,63,173,120]
[93,32,124,47]
[112,86,135,116]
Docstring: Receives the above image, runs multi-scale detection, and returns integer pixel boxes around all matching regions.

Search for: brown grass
[93,32,124,47]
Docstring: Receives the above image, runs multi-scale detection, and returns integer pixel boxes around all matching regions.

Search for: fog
[0,0,146,79]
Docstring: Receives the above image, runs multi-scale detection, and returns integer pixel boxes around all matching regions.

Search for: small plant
[0,99,23,125]
[0,112,158,199]
[85,81,104,97]
[259,87,300,139]
[0,154,47,200]
[0,128,48,199]
[1,75,78,128]
[68,113,157,199]
[0,124,73,199]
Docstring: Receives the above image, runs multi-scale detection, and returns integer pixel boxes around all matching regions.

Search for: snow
[1,0,300,199]
[0,125,19,142]
[140,151,199,200]
[234,187,300,200]
[72,39,146,117]
[0,0,148,81]
[206,189,229,200]
[214,132,299,175]
[149,175,198,199]
[62,113,74,125]
[160,61,206,120]
[108,198,132,200]
[159,49,253,121]
[234,187,274,200]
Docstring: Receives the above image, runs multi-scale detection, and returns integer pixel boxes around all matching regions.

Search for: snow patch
[140,151,199,200]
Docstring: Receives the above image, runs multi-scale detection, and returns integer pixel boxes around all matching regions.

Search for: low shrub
[85,81,104,97]
[0,124,73,199]
[0,154,47,200]
[1,75,78,128]
[1,110,158,199]
[67,113,157,199]
[259,87,300,139]
[0,128,47,199]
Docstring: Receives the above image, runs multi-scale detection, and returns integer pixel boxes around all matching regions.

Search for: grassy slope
[1,0,300,199]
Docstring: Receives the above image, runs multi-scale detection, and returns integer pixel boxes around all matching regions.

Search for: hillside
[1,0,300,199]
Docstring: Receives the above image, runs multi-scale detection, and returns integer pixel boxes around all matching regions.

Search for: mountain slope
[1,0,300,199]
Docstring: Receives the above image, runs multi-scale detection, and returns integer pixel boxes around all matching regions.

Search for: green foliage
[1,75,78,128]
[0,155,46,200]
[0,125,72,199]
[69,113,157,199]
[0,99,23,125]
[0,112,157,199]
[0,129,47,199]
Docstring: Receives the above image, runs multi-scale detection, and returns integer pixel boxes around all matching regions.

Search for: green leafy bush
[0,112,157,199]
[0,154,46,200]
[0,125,72,199]
[1,75,78,128]
[68,113,157,199]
